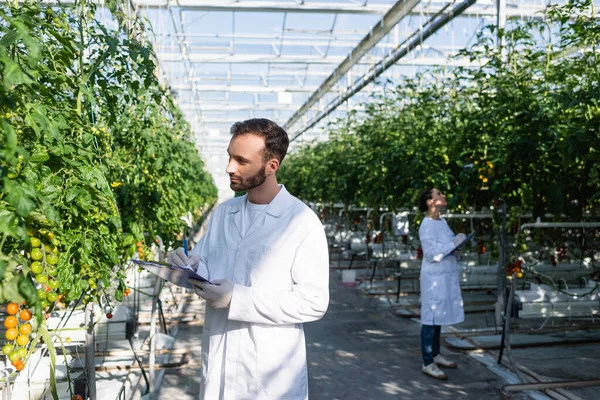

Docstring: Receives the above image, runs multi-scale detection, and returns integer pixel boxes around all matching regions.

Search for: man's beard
[230,164,267,191]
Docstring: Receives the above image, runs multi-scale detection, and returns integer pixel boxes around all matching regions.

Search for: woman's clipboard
[131,259,212,289]
[451,232,476,253]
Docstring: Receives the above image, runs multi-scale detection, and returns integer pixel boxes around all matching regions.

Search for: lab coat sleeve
[189,212,214,279]
[228,219,330,325]
[419,220,456,263]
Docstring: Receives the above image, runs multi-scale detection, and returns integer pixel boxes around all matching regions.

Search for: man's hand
[452,233,467,247]
[167,247,200,269]
[189,279,234,309]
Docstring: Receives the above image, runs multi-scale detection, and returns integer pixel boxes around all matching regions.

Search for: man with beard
[168,118,330,400]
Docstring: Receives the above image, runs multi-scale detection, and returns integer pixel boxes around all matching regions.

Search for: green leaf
[0,259,7,281]
[3,277,25,304]
[5,181,36,217]
[30,148,50,163]
[65,188,82,203]
[1,120,17,155]
[0,29,19,47]
[1,58,33,89]
[0,209,20,237]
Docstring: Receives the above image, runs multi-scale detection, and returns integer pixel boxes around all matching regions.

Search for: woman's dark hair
[418,187,435,212]
[230,118,289,163]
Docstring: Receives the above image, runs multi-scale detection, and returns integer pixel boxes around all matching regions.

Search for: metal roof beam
[289,0,480,141]
[170,84,335,93]
[198,118,286,124]
[159,53,362,63]
[284,0,418,130]
[159,37,461,50]
[159,53,474,66]
[9,0,388,13]
[143,0,546,18]
[135,1,548,18]
[138,0,391,14]
[178,104,309,111]
[168,71,332,81]
[174,39,398,50]
[10,1,549,18]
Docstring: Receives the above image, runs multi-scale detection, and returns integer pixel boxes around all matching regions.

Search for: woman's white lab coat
[190,185,330,400]
[419,217,464,326]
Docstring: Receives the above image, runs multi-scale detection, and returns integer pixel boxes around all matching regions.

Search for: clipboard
[131,259,212,289]
[450,232,475,253]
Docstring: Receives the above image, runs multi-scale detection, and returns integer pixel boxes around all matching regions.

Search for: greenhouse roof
[134,0,576,195]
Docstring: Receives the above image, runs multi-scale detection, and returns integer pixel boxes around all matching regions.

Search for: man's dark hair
[230,118,290,163]
[418,187,435,213]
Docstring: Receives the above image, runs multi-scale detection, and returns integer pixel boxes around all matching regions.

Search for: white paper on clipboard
[131,259,211,289]
[450,232,475,253]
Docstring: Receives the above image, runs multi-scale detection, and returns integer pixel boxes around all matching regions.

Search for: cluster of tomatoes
[477,240,487,255]
[136,241,145,260]
[2,303,33,371]
[29,230,64,310]
[475,160,494,184]
[506,259,524,278]
[550,244,567,266]
[416,246,423,259]
[401,234,408,245]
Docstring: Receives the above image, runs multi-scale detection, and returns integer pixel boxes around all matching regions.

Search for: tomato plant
[280,0,600,219]
[0,0,216,376]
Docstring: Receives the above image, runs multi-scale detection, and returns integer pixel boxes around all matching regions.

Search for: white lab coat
[419,217,464,326]
[190,185,330,400]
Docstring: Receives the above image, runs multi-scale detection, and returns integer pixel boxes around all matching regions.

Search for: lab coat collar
[227,184,290,218]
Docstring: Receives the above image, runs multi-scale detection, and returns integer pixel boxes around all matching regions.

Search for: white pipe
[442,212,494,219]
[521,221,600,230]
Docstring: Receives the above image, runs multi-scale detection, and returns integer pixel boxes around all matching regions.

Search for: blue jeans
[421,324,441,366]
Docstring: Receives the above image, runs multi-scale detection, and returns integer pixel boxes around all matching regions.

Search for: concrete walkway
[305,272,513,399]
[157,270,519,399]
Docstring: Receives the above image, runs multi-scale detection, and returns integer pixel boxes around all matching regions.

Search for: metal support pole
[396,271,402,303]
[496,0,506,47]
[85,303,97,400]
[148,236,165,398]
[365,208,373,267]
[337,209,345,270]
[148,277,163,399]
[498,273,515,365]
[495,201,508,328]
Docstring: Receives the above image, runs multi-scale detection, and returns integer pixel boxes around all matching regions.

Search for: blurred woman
[418,187,465,380]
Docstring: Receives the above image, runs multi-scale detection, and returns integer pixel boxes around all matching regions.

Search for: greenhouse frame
[1,0,600,399]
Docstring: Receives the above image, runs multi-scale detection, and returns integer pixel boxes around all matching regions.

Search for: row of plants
[280,0,599,220]
[0,0,216,379]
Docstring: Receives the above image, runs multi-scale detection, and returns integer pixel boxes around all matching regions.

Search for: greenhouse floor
[153,268,600,400]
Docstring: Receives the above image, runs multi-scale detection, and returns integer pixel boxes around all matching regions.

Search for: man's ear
[267,158,280,175]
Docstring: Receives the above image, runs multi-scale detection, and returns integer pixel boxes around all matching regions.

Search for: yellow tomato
[19,323,32,335]
[16,335,29,347]
[4,316,18,329]
[5,328,18,341]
